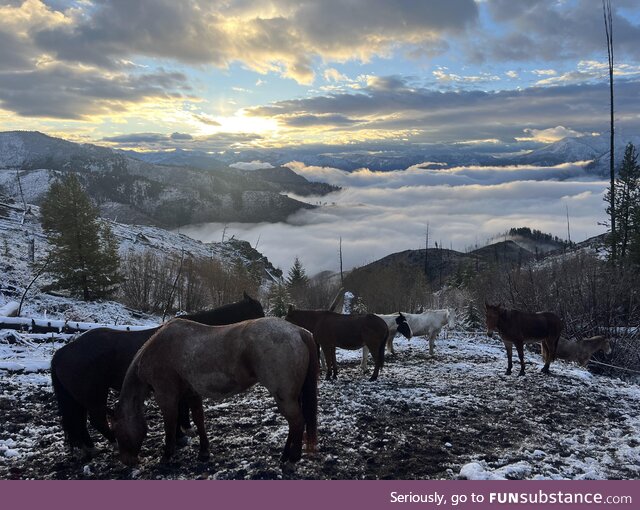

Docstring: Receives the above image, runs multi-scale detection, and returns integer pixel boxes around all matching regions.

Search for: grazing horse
[285,306,389,381]
[554,335,612,367]
[361,313,412,370]
[485,303,563,376]
[50,292,264,457]
[112,317,318,466]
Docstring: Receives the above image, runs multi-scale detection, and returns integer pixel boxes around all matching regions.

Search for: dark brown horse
[112,317,318,466]
[485,303,563,376]
[50,292,264,457]
[284,306,389,381]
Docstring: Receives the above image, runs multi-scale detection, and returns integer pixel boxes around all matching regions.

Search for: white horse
[355,313,412,371]
[362,309,455,367]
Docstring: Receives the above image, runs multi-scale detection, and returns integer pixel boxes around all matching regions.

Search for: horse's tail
[300,329,318,452]
[50,349,86,447]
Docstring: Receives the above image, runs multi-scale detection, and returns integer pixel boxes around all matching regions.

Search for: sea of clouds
[179,161,607,275]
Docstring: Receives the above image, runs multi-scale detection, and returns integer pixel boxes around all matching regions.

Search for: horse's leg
[541,337,555,374]
[387,335,395,355]
[320,346,332,381]
[367,340,382,382]
[88,403,115,445]
[154,389,180,463]
[275,396,305,463]
[330,345,338,380]
[503,341,513,375]
[428,333,436,357]
[515,341,526,376]
[361,346,369,373]
[187,393,209,461]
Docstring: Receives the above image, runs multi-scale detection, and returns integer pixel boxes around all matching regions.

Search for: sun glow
[197,110,279,137]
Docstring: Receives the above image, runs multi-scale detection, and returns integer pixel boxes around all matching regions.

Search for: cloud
[229,161,275,170]
[16,0,478,85]
[0,64,189,119]
[101,130,263,150]
[180,162,608,274]
[473,0,640,64]
[247,75,640,144]
[517,126,596,144]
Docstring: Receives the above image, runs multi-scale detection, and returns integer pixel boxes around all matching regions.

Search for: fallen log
[0,316,155,334]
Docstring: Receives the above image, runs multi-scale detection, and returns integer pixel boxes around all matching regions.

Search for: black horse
[50,292,264,457]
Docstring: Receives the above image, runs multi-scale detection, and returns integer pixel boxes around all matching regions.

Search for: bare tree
[603,0,616,261]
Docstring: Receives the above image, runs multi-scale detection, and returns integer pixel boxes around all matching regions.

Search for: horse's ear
[243,291,250,300]
[287,304,295,314]
[398,312,405,319]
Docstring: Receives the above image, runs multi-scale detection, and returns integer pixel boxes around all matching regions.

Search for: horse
[284,306,389,381]
[50,292,264,458]
[112,317,318,466]
[360,313,412,371]
[485,303,563,376]
[554,335,611,367]
[384,309,455,357]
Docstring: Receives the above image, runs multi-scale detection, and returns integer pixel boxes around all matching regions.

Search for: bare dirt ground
[1,334,640,480]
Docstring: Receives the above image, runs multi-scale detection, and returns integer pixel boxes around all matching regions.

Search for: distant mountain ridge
[127,133,640,174]
[0,131,339,227]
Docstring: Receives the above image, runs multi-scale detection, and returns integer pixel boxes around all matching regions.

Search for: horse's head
[395,312,412,339]
[484,302,502,338]
[112,401,147,467]
[243,291,266,318]
[598,336,612,355]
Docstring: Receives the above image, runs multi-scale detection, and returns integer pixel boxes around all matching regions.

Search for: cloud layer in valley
[180,162,608,274]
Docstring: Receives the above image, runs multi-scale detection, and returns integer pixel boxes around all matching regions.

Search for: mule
[285,306,389,381]
[112,317,318,466]
[485,303,563,376]
[360,313,412,370]
[554,335,611,367]
[50,292,264,457]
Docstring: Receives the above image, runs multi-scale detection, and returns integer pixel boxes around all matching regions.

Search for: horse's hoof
[181,426,196,437]
[197,451,210,462]
[505,370,512,376]
[517,371,525,377]
[176,435,190,449]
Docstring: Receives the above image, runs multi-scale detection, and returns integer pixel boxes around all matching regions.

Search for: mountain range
[131,133,640,174]
[0,131,338,228]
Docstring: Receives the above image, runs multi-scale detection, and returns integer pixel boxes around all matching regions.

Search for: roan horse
[485,303,563,376]
[112,317,318,466]
[285,306,389,381]
[554,335,612,367]
[360,313,412,370]
[50,292,264,457]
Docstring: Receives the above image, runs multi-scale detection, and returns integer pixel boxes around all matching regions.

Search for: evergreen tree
[40,173,121,300]
[615,143,640,260]
[268,282,290,317]
[286,257,309,307]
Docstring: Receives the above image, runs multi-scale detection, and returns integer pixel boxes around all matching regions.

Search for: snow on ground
[1,329,640,480]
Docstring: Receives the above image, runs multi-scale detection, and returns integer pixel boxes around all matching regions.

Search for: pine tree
[269,282,290,317]
[40,173,121,300]
[286,257,309,307]
[615,143,640,260]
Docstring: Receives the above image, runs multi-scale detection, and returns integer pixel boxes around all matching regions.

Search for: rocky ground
[1,333,640,480]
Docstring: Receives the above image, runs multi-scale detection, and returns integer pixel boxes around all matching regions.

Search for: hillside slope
[0,131,338,227]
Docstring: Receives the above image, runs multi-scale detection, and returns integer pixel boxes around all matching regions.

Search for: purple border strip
[2,480,639,510]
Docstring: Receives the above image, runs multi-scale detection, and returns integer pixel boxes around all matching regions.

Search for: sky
[1,0,640,150]
[2,0,640,274]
